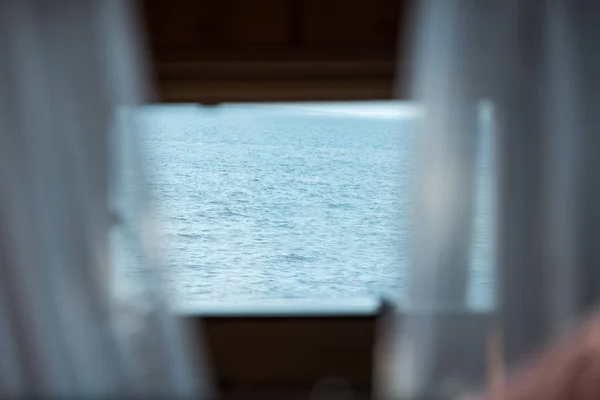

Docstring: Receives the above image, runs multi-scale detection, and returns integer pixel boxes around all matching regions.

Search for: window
[134,101,494,308]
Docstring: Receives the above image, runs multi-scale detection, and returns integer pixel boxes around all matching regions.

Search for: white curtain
[0,0,210,397]
[393,0,600,398]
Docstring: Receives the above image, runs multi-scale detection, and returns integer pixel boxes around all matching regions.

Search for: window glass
[135,101,493,307]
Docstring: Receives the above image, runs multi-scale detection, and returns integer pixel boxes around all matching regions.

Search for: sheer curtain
[389,1,600,398]
[0,0,209,397]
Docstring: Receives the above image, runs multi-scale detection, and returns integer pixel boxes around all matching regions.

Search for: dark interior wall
[192,315,378,398]
[138,0,411,103]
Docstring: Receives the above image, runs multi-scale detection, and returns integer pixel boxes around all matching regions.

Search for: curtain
[391,1,600,398]
[0,0,210,397]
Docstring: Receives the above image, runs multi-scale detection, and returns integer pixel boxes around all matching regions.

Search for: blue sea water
[138,104,494,308]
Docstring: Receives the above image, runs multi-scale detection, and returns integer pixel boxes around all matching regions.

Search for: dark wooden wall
[192,314,379,399]
[139,0,411,103]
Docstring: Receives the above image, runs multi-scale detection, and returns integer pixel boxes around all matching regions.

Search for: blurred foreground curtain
[0,1,209,397]
[392,0,600,399]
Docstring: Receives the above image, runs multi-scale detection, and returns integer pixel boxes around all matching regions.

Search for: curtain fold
[393,1,600,398]
[0,1,209,397]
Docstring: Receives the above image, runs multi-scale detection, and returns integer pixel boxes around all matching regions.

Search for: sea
[136,103,494,309]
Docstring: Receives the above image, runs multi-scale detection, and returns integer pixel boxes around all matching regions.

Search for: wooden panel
[142,0,291,56]
[139,0,411,103]
[302,0,400,44]
[225,0,290,45]
[186,313,380,399]
[156,77,395,104]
